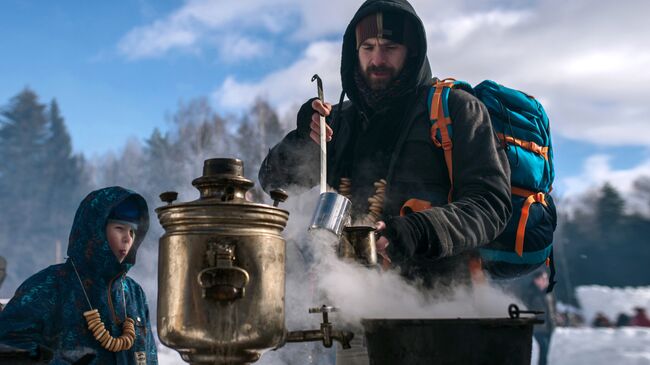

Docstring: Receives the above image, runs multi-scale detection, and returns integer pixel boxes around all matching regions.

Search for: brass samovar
[156,158,352,365]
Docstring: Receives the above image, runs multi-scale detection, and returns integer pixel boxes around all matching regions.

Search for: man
[630,307,650,327]
[260,0,511,286]
[0,187,157,364]
[521,270,556,365]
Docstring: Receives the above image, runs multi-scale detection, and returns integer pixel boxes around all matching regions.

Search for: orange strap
[468,255,486,284]
[496,133,549,160]
[431,79,489,280]
[515,191,547,256]
[511,186,537,198]
[400,198,432,216]
[430,81,455,202]
[429,80,456,120]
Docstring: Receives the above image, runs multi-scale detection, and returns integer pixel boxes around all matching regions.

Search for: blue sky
[1,0,650,202]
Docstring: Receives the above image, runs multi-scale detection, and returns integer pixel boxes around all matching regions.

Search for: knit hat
[355,11,417,52]
[107,197,140,230]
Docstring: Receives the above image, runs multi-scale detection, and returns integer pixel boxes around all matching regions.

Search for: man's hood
[66,186,149,280]
[340,0,432,107]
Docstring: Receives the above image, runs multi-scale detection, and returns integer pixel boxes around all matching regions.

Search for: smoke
[308,230,520,324]
[254,186,522,365]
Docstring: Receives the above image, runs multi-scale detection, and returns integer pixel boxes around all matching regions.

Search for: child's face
[106,222,135,263]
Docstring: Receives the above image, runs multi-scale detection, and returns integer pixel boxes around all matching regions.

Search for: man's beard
[363,65,399,90]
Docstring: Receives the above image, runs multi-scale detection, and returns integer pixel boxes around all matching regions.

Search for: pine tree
[0,89,62,283]
[0,91,90,292]
[145,128,184,193]
[237,99,285,177]
[0,89,49,241]
[595,183,625,237]
[43,99,88,244]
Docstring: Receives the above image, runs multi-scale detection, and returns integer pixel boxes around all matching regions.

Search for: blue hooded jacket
[0,186,157,364]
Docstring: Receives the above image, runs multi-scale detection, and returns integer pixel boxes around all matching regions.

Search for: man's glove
[296,97,319,138]
[383,213,441,263]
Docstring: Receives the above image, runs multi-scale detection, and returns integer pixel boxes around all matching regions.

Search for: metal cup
[309,192,351,236]
[342,226,378,267]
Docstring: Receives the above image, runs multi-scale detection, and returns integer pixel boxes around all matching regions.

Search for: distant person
[592,312,613,327]
[567,312,585,327]
[521,270,556,365]
[0,187,157,364]
[630,307,650,327]
[615,312,631,327]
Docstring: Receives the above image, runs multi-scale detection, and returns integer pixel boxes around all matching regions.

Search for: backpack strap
[511,187,548,257]
[428,79,456,202]
[400,198,432,216]
[495,133,550,161]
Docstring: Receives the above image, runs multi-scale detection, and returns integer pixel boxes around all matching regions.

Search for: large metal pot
[156,158,290,365]
[362,312,541,365]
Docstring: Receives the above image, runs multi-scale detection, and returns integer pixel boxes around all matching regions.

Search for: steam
[307,229,520,326]
[256,185,522,365]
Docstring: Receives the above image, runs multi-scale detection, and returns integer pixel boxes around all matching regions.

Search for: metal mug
[309,192,351,237]
[340,226,378,267]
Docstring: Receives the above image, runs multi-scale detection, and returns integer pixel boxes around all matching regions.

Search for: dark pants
[534,332,550,365]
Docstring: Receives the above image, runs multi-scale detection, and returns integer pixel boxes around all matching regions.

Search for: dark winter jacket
[521,281,556,334]
[259,0,511,283]
[0,187,157,364]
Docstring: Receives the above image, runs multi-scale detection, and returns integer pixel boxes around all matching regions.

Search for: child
[0,186,157,364]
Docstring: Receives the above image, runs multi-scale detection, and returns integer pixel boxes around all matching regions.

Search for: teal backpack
[427,78,557,289]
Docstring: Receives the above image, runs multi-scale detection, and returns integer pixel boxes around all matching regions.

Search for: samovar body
[156,158,289,364]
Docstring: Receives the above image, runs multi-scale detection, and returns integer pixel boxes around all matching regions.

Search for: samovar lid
[191,158,254,201]
[156,158,289,232]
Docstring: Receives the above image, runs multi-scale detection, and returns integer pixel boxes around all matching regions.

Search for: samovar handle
[197,242,250,301]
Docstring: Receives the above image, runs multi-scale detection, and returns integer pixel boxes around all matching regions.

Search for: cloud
[559,154,650,214]
[121,0,650,146]
[117,0,362,60]
[118,17,198,59]
[561,155,650,196]
[117,0,293,60]
[418,0,650,145]
[425,9,532,47]
[209,0,649,146]
[217,35,269,62]
[213,41,342,116]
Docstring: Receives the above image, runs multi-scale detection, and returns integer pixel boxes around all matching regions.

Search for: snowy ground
[156,327,650,365]
[157,347,184,365]
[5,287,650,364]
[575,285,650,325]
[549,327,650,365]
[155,286,650,365]
[546,286,650,365]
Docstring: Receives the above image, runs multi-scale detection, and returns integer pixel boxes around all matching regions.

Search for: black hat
[355,11,417,51]
[107,198,140,230]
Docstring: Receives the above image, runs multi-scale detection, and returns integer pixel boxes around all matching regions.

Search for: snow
[5,276,647,364]
[575,286,650,325]
[157,346,184,365]
[543,286,650,365]
[151,285,650,364]
[549,328,650,365]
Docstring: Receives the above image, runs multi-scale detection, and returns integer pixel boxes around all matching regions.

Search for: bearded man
[260,0,511,287]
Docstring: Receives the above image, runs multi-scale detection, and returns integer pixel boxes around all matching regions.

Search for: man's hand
[375,221,392,265]
[309,99,333,145]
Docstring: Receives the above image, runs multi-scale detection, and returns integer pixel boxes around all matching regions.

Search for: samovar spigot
[285,305,354,349]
